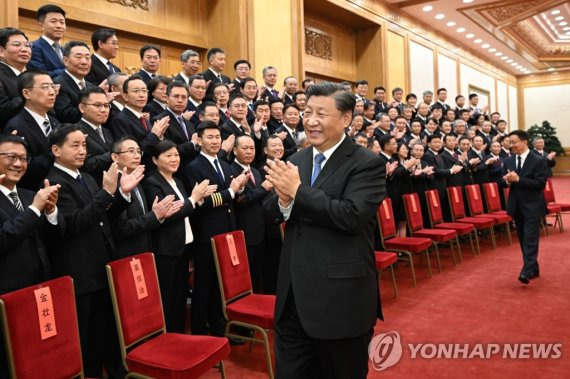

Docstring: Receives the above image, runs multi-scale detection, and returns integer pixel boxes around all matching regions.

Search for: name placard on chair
[410,196,418,213]
[430,191,439,207]
[490,185,496,198]
[453,188,460,203]
[33,287,57,340]
[471,186,479,200]
[130,258,149,300]
[383,201,391,219]
[226,234,240,266]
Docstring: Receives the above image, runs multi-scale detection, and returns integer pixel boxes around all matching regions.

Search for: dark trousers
[275,288,372,379]
[263,236,282,294]
[513,211,541,276]
[191,243,226,336]
[247,242,265,293]
[76,287,125,379]
[155,247,192,333]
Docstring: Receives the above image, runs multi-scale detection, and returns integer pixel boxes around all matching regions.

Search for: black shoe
[518,274,530,284]
[228,336,246,345]
[528,271,540,280]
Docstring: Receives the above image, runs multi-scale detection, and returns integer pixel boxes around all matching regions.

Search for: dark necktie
[214,159,225,183]
[76,174,90,193]
[177,116,189,140]
[53,42,63,62]
[140,116,149,132]
[107,61,115,74]
[78,81,86,90]
[96,126,106,143]
[311,153,326,186]
[43,118,52,136]
[217,74,222,82]
[8,191,24,212]
[133,186,145,212]
[272,89,279,99]
[517,155,522,173]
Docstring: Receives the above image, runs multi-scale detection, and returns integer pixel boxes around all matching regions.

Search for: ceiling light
[566,31,570,35]
[511,62,518,66]
[422,5,433,12]
[481,43,490,48]
[501,56,508,60]
[435,13,445,20]
[466,33,475,38]
[474,38,482,43]
[506,59,513,63]
[494,51,502,56]
[457,27,466,33]
[551,10,561,15]
[447,21,456,27]
[489,48,497,53]
[463,0,474,3]
[516,65,523,69]
[563,27,570,31]
[548,68,556,71]
[559,21,568,26]
[555,16,564,21]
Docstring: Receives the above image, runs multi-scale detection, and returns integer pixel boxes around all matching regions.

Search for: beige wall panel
[496,80,509,128]
[386,31,405,102]
[523,85,570,146]
[303,14,356,82]
[437,53,458,107]
[409,40,434,98]
[508,85,518,132]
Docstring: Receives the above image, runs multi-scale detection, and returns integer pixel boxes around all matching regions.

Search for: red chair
[504,185,553,236]
[465,184,512,245]
[375,251,399,298]
[425,189,479,257]
[402,193,459,268]
[447,186,497,249]
[544,179,566,232]
[0,276,83,379]
[106,253,230,378]
[482,182,508,216]
[211,231,276,379]
[377,198,434,286]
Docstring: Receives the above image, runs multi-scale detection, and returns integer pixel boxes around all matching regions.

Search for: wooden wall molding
[107,0,148,11]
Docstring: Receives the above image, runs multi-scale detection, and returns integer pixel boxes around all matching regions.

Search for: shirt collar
[65,70,85,87]
[54,162,80,179]
[24,107,48,128]
[518,149,530,160]
[282,124,295,135]
[167,107,182,117]
[235,160,250,171]
[381,151,392,160]
[41,35,57,46]
[230,118,243,129]
[444,148,455,155]
[178,72,190,84]
[93,53,110,65]
[0,61,22,76]
[0,184,17,196]
[125,105,143,119]
[189,97,201,107]
[313,135,346,167]
[112,100,124,111]
[209,67,221,77]
[200,151,219,165]
[428,148,439,155]
[81,117,102,129]
[142,69,156,77]
[153,98,167,109]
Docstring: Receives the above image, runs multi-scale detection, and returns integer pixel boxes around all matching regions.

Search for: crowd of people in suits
[0,3,559,378]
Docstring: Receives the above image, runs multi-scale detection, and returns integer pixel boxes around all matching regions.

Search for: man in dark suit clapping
[502,130,548,284]
[86,28,121,86]
[263,82,385,378]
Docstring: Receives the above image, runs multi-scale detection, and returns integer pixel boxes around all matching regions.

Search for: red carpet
[202,177,570,378]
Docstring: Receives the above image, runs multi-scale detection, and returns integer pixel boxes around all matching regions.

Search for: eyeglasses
[0,153,31,164]
[115,148,143,156]
[6,42,32,49]
[129,89,148,94]
[82,102,111,110]
[191,85,206,91]
[27,84,61,92]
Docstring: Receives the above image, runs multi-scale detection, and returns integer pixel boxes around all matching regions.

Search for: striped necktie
[8,191,24,212]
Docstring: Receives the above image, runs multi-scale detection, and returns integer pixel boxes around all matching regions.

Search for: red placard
[490,185,496,198]
[130,258,148,300]
[382,200,391,220]
[430,191,439,207]
[452,187,460,203]
[34,287,57,340]
[226,234,240,266]
[471,186,479,200]
[410,196,417,213]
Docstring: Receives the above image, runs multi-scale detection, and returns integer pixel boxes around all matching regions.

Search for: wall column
[1,0,20,28]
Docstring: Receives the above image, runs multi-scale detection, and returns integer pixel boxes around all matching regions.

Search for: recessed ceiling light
[422,5,433,12]
[489,48,497,53]
[501,56,508,60]
[511,62,518,66]
[548,68,556,71]
[566,31,570,35]
[551,10,561,15]
[555,16,564,21]
[447,21,456,27]
[474,38,482,44]
[563,27,570,31]
[559,21,568,26]
[463,0,474,3]
[494,51,502,56]
[506,59,513,63]
[435,13,445,20]
[481,43,490,48]
[457,27,466,33]
[516,65,523,69]
[466,33,475,38]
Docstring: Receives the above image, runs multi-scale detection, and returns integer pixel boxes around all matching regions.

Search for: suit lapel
[39,38,61,67]
[199,155,226,187]
[22,111,50,151]
[312,139,355,189]
[0,192,20,216]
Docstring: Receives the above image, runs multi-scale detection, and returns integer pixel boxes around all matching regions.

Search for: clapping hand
[264,159,301,206]
[120,165,145,194]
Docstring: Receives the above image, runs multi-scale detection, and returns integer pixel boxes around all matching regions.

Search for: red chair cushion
[466,185,485,214]
[384,236,432,253]
[425,190,444,224]
[211,231,252,301]
[474,213,512,224]
[377,199,397,238]
[403,193,424,230]
[490,210,508,216]
[434,222,474,234]
[547,204,562,214]
[374,251,398,269]
[456,217,495,229]
[226,294,275,329]
[412,228,457,243]
[483,182,503,212]
[557,204,570,212]
[126,333,230,379]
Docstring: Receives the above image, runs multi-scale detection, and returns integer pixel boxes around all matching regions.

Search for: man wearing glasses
[0,28,32,130]
[5,69,60,190]
[77,86,114,184]
[86,28,122,86]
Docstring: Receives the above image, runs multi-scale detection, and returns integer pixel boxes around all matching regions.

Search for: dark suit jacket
[103,102,122,131]
[185,100,202,126]
[46,167,128,295]
[221,118,247,140]
[0,63,24,130]
[532,149,556,178]
[143,99,167,119]
[440,149,463,187]
[263,88,280,102]
[502,151,547,218]
[28,37,65,78]
[374,101,389,116]
[200,68,231,101]
[231,162,268,246]
[4,109,58,190]
[152,109,198,167]
[85,55,121,86]
[77,120,113,184]
[267,117,283,134]
[467,148,490,185]
[0,188,64,293]
[110,108,160,155]
[423,149,450,195]
[142,171,197,256]
[274,125,298,159]
[180,154,236,243]
[173,73,189,86]
[53,72,95,123]
[112,183,161,258]
[262,138,385,339]
[135,70,154,86]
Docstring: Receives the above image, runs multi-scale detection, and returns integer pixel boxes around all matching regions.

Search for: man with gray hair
[261,66,279,100]
[174,49,201,85]
[452,119,468,138]
[422,89,434,107]
[104,72,128,129]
